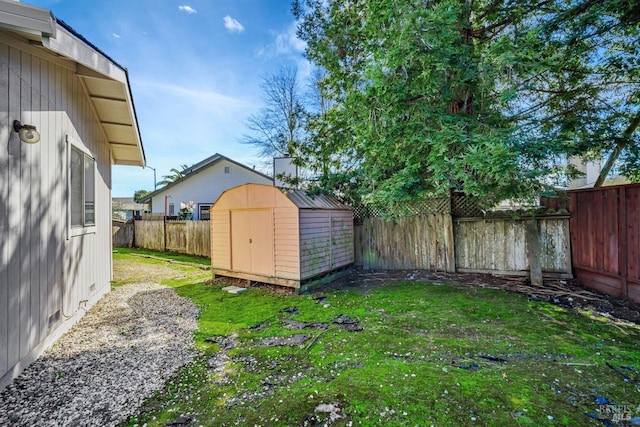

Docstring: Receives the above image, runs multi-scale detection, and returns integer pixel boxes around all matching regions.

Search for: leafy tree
[508,0,640,186]
[293,0,546,208]
[240,66,308,158]
[157,164,189,187]
[133,189,150,202]
[293,0,640,209]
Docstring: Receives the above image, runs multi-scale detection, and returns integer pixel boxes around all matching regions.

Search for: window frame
[67,136,96,237]
[198,203,212,220]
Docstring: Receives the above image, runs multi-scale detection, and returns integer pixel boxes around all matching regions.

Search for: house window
[70,146,95,228]
[168,203,175,216]
[199,204,212,220]
[224,166,230,174]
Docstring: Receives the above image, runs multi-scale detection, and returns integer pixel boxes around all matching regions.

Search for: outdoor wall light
[13,120,41,144]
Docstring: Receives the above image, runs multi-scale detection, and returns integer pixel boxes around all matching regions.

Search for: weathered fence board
[354,214,456,272]
[455,216,571,277]
[355,214,571,277]
[134,221,165,252]
[134,220,211,257]
[112,220,134,248]
[134,212,573,281]
[186,221,211,257]
[569,184,640,302]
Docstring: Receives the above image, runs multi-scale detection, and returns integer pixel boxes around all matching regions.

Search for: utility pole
[144,165,157,189]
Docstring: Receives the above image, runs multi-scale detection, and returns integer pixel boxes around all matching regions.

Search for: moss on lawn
[115,250,640,426]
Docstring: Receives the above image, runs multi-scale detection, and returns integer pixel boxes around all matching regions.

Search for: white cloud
[257,20,306,58]
[112,33,121,39]
[223,15,245,33]
[178,5,197,14]
[275,21,306,54]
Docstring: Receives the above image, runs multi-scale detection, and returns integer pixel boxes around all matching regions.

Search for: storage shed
[211,184,354,291]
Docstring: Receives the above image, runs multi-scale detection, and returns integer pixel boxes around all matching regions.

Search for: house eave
[0,1,145,167]
[0,0,55,39]
[44,23,145,167]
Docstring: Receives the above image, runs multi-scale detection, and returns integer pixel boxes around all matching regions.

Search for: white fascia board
[43,24,127,83]
[0,0,55,38]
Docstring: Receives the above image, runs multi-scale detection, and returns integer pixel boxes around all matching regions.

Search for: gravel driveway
[0,283,199,427]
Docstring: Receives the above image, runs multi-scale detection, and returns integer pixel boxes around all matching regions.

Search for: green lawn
[114,249,640,426]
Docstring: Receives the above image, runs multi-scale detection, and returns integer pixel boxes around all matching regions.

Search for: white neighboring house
[143,153,273,220]
[0,2,145,389]
[568,156,601,189]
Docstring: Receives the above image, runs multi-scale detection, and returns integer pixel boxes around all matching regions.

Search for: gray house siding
[0,32,113,389]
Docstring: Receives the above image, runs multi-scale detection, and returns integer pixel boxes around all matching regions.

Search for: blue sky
[24,0,309,196]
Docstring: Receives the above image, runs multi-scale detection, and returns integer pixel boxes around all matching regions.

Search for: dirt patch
[258,334,311,347]
[282,318,329,330]
[113,259,193,285]
[331,314,364,332]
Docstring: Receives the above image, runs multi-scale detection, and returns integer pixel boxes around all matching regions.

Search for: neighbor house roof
[112,197,148,211]
[0,0,145,166]
[141,153,273,202]
[573,175,631,190]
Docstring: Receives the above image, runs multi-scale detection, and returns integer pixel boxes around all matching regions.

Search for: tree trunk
[594,109,640,187]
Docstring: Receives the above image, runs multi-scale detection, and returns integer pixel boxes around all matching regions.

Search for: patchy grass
[111,248,209,287]
[115,249,640,426]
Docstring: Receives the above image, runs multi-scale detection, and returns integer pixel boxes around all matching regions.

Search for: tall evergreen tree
[293,0,640,209]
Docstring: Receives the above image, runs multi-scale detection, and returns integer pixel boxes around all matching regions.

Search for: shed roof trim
[213,183,351,211]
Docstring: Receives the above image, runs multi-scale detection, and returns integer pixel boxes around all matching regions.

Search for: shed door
[231,209,274,276]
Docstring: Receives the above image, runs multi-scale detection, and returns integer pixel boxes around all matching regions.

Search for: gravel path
[0,283,200,427]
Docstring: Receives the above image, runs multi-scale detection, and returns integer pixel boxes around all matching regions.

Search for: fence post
[618,186,628,299]
[526,218,543,286]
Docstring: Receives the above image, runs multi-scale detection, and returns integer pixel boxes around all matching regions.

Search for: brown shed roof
[280,188,351,210]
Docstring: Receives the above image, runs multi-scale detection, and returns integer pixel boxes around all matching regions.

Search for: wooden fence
[354,214,456,271]
[133,210,572,280]
[112,220,134,248]
[569,184,640,302]
[454,216,571,277]
[354,214,572,277]
[134,220,211,257]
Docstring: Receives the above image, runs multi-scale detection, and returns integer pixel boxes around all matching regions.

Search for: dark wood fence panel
[112,220,134,248]
[569,184,640,302]
[354,214,456,272]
